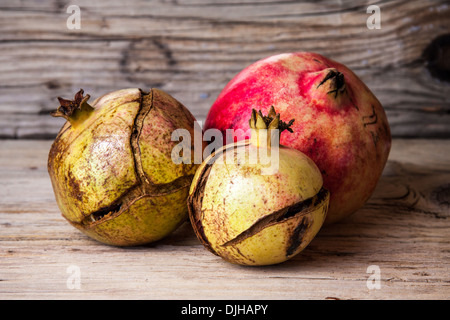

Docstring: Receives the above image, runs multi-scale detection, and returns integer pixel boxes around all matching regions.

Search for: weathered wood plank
[0,139,449,299]
[0,0,449,138]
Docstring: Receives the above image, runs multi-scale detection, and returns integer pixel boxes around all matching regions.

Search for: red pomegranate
[204,52,391,225]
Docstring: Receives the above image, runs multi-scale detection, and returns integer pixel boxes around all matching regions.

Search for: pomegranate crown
[316,69,346,98]
[51,89,94,127]
[249,106,294,133]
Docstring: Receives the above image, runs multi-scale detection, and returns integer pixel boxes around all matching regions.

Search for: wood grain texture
[0,139,449,299]
[0,0,449,139]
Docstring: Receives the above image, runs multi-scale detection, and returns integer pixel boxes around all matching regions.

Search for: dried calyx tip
[248,106,294,133]
[51,89,94,127]
[316,69,346,98]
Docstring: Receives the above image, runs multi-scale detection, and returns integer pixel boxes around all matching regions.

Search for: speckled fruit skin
[188,109,330,266]
[48,88,200,246]
[204,52,391,225]
[188,141,329,266]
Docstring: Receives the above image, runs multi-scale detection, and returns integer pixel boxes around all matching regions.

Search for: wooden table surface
[0,138,449,300]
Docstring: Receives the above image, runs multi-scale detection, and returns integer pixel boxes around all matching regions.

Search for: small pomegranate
[48,88,201,246]
[204,52,391,225]
[188,107,329,266]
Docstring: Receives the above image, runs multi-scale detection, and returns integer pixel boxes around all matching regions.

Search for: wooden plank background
[0,0,449,139]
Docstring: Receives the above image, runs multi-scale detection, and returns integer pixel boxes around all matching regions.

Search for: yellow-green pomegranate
[48,88,201,246]
[188,107,329,266]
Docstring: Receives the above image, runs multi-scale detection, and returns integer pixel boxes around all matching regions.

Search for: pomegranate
[48,88,201,246]
[188,107,329,266]
[204,52,391,225]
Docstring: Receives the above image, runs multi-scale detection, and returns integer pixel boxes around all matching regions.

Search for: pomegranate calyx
[248,106,294,133]
[316,68,346,98]
[249,106,294,148]
[51,89,94,128]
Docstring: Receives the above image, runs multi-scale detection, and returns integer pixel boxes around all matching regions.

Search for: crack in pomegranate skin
[130,90,153,186]
[89,203,122,222]
[81,174,194,228]
[221,187,329,250]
